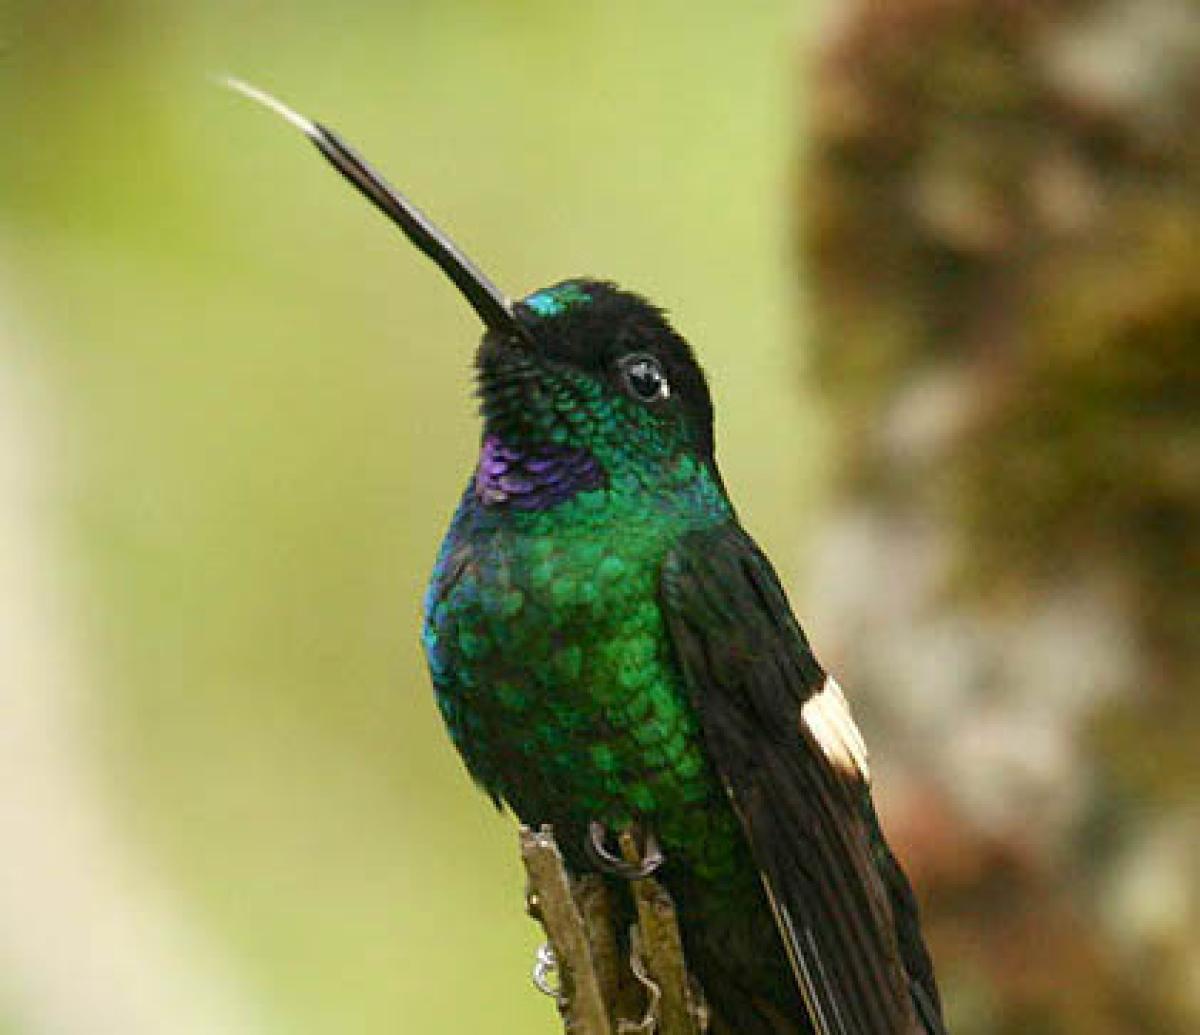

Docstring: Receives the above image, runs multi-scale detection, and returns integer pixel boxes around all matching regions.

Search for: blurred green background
[4,2,1196,1033]
[0,3,817,1033]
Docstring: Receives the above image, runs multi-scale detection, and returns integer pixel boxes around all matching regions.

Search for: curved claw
[586,820,664,879]
[531,941,563,1002]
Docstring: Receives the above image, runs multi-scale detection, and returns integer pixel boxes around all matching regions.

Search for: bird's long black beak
[223,77,531,345]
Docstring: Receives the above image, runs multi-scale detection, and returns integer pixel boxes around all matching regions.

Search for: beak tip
[220,74,321,141]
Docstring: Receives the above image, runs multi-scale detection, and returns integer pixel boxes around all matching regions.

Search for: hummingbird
[227,79,946,1035]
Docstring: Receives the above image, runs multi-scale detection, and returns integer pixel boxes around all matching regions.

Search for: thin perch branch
[620,830,707,1035]
[521,825,708,1035]
[521,826,614,1035]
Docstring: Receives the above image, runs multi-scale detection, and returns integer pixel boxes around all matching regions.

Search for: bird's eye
[619,354,670,402]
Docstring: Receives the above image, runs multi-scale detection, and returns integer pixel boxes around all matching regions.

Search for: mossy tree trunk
[798,2,1198,1032]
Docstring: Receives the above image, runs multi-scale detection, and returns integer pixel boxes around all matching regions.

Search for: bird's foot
[586,820,663,879]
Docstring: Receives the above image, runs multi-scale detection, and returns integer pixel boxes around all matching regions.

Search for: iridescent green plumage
[426,452,738,870]
[423,281,942,1034]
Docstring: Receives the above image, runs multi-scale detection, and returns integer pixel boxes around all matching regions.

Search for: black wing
[660,522,944,1035]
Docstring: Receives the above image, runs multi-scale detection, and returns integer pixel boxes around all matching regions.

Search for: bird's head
[480,279,715,478]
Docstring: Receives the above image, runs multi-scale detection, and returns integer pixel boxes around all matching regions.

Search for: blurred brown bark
[798,1,1198,1032]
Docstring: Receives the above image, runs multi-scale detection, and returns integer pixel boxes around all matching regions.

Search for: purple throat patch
[475,435,604,510]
